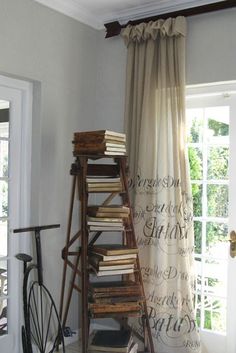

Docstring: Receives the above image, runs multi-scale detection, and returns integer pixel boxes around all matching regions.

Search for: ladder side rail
[79,156,90,353]
[62,254,80,328]
[59,174,77,323]
[120,157,155,353]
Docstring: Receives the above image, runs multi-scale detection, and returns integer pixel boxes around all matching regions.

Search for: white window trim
[0,74,33,352]
[0,75,32,227]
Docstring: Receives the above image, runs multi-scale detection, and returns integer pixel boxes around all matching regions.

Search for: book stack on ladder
[73,130,127,156]
[59,130,154,353]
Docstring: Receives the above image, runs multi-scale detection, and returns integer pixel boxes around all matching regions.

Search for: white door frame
[186,81,236,353]
[0,75,33,353]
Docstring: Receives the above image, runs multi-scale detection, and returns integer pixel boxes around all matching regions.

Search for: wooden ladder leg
[59,174,77,324]
[80,156,89,353]
[62,253,80,329]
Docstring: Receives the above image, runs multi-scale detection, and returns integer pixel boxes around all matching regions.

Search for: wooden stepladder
[59,155,154,353]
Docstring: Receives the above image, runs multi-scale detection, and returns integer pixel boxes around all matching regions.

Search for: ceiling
[34,0,223,29]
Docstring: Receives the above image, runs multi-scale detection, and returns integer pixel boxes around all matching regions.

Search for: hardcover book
[91,245,138,256]
[87,216,123,223]
[88,205,130,214]
[86,177,121,183]
[89,302,141,314]
[91,295,144,304]
[74,130,126,141]
[87,186,123,192]
[87,205,130,218]
[89,255,136,267]
[87,182,122,188]
[89,252,137,262]
[88,225,124,231]
[89,281,141,294]
[88,329,132,353]
[90,266,134,277]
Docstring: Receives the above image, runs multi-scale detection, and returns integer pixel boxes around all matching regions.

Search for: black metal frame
[14,224,65,353]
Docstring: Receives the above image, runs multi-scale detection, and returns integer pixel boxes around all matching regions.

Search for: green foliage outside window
[188,115,228,332]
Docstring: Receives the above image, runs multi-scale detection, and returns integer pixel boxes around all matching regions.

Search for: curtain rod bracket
[104,0,236,38]
[105,21,122,38]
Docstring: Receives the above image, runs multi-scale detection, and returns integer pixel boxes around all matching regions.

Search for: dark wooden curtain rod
[104,0,236,38]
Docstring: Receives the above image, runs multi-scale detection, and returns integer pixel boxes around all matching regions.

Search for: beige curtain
[122,17,201,353]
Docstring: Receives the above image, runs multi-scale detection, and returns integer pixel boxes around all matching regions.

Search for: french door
[186,82,236,353]
[0,76,32,353]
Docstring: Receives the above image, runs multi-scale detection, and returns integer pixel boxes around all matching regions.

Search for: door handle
[229,231,236,258]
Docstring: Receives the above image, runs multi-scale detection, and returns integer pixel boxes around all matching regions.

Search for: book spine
[88,212,129,218]
[91,290,142,299]
[92,248,138,256]
[87,187,123,191]
[88,227,124,231]
[92,295,144,304]
[94,269,134,276]
[74,146,106,154]
[88,206,130,214]
[89,302,141,313]
[87,217,123,222]
[74,132,126,142]
[87,182,122,188]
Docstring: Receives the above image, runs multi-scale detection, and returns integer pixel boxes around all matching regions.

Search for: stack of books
[89,281,143,304]
[89,245,138,277]
[87,205,130,232]
[88,330,138,353]
[87,216,124,232]
[87,205,130,218]
[73,130,127,156]
[86,176,123,193]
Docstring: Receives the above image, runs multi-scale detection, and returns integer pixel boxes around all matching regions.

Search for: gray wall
[94,7,236,130]
[186,9,236,85]
[0,0,99,329]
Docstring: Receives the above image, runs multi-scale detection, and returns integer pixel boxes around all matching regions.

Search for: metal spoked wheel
[26,281,65,353]
[21,325,29,353]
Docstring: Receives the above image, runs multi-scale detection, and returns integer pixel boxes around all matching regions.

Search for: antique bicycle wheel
[26,280,65,353]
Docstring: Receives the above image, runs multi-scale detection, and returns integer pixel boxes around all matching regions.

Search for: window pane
[203,296,226,332]
[0,140,8,178]
[204,259,227,297]
[0,123,9,138]
[206,106,229,144]
[0,101,9,138]
[0,220,7,257]
[188,147,203,180]
[186,109,204,143]
[0,260,7,296]
[192,184,203,217]
[195,258,202,292]
[0,180,8,217]
[206,222,228,258]
[208,147,229,180]
[0,299,7,335]
[207,184,228,217]
[194,221,202,254]
[194,293,201,327]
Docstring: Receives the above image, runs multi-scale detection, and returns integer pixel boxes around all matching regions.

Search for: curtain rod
[104,0,236,38]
